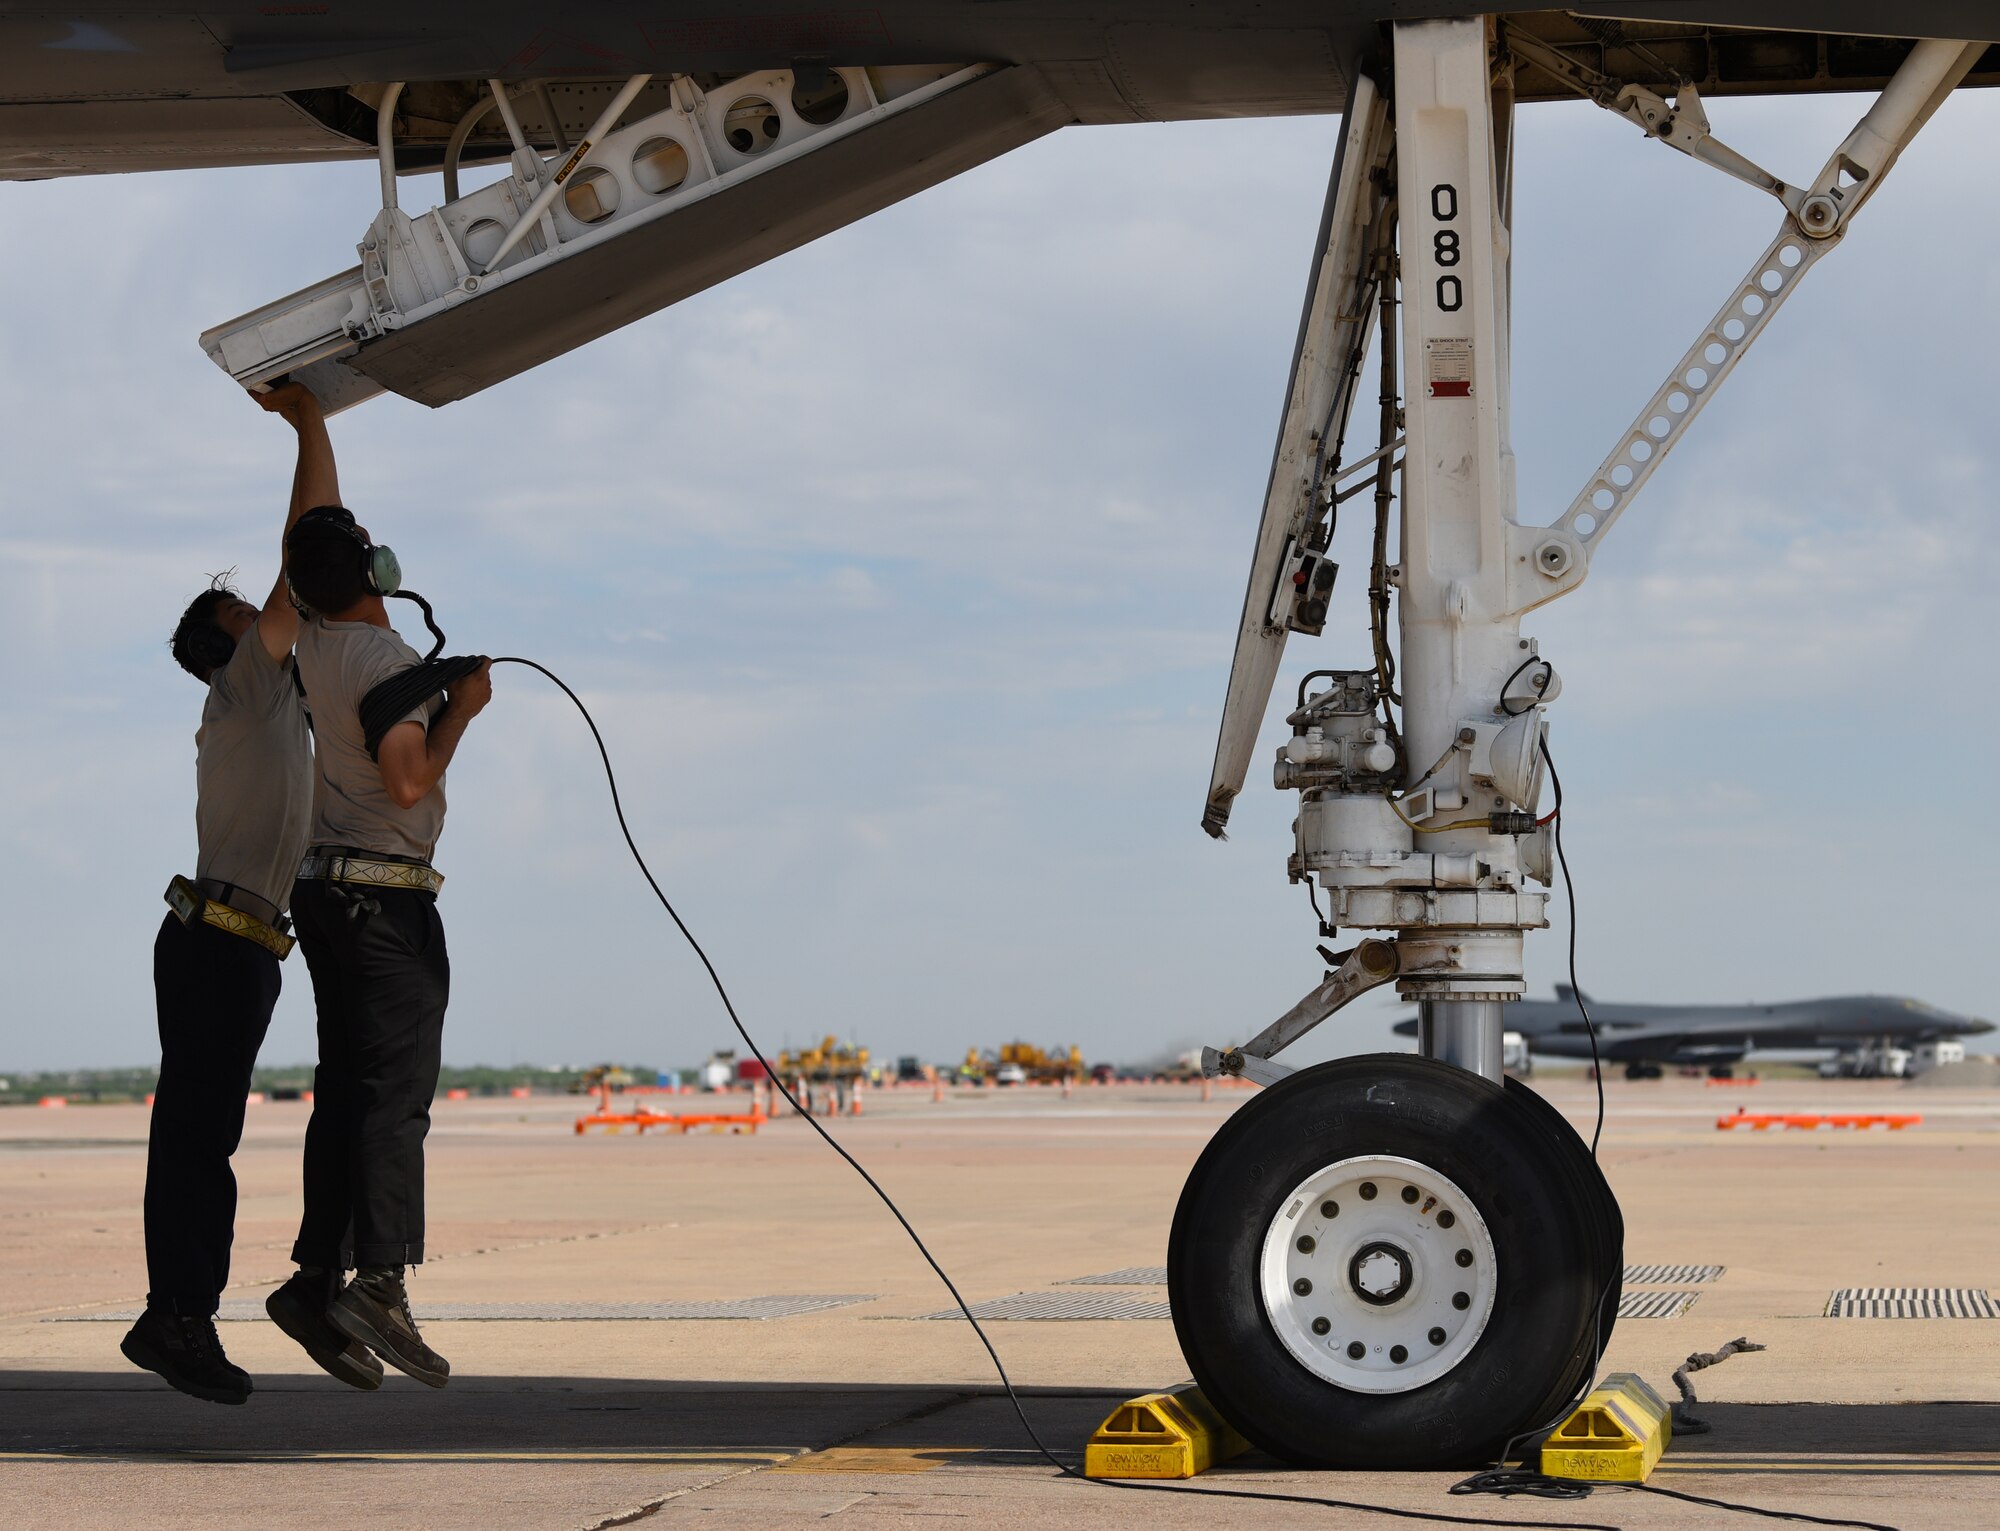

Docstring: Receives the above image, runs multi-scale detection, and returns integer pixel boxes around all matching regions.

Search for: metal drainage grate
[1624,1264,1725,1285]
[1825,1288,1999,1319]
[910,1292,1172,1321]
[58,1296,876,1323]
[1059,1267,1169,1286]
[1617,1290,1701,1320]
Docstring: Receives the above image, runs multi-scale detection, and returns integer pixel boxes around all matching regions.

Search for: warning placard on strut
[1426,337,1473,398]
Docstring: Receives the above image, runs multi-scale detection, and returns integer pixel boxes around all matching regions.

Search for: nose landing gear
[1168,1056,1621,1468]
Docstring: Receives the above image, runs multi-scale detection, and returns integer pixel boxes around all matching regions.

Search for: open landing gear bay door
[1202,72,1391,838]
[202,64,1071,411]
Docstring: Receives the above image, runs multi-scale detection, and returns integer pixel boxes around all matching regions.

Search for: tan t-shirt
[194,625,314,919]
[296,615,445,863]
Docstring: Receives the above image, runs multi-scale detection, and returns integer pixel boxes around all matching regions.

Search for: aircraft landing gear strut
[1182,16,1979,1467]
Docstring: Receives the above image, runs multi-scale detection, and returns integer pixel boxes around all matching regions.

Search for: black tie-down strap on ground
[359,654,486,760]
[1672,1336,1765,1434]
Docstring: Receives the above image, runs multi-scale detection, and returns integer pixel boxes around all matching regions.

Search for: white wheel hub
[1258,1154,1498,1394]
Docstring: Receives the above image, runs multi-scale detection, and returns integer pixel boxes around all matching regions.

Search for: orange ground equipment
[1717,1108,1921,1131]
[573,1078,765,1135]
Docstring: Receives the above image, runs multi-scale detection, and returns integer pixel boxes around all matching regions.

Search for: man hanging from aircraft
[127,382,382,1404]
[267,453,491,1392]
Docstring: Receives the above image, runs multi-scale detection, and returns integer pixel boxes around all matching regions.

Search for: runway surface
[4,1074,1997,1529]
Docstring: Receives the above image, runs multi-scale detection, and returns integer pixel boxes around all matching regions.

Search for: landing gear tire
[1168,1054,1621,1469]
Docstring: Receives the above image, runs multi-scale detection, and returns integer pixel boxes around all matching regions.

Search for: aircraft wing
[7,10,1999,181]
[14,10,2000,409]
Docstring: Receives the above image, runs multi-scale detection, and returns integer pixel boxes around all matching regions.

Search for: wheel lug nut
[1294,1278,1312,1296]
[1312,1317,1330,1336]
[1390,1344,1408,1363]
[1297,1235,1316,1253]
[1347,1341,1365,1360]
[1452,1291,1470,1310]
[1455,1249,1473,1268]
[1437,1210,1455,1229]
[1400,1186,1419,1204]
[1359,1182,1378,1201]
[1320,1200,1340,1218]
[1429,1326,1447,1345]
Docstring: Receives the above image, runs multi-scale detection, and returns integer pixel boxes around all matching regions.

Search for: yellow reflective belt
[164,876,295,960]
[198,900,296,960]
[298,854,444,895]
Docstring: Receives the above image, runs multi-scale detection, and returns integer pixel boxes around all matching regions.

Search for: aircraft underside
[7,8,2000,179]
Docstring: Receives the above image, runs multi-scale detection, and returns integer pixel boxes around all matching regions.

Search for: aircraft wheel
[1168,1054,1619,1469]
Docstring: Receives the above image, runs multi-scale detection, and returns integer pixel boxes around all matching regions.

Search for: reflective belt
[165,875,296,960]
[296,851,444,896]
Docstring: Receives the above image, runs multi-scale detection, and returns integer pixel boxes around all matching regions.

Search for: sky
[2,84,1996,1073]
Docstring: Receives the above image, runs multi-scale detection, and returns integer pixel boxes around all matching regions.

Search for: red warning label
[1427,337,1473,399]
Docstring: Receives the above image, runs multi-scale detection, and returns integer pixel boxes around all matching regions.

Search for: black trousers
[289,879,450,1270]
[145,912,281,1315]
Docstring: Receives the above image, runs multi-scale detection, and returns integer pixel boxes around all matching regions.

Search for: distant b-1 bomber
[1395,988,1993,1080]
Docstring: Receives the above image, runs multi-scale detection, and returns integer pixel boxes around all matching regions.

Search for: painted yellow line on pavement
[0,1449,791,1466]
[1663,1457,2000,1477]
[771,1447,957,1474]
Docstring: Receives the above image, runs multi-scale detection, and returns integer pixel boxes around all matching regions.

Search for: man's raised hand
[256,380,322,427]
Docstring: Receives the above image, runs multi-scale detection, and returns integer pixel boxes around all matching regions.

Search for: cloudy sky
[3,83,1995,1073]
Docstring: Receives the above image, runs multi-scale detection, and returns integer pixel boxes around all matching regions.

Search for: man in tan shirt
[272,496,491,1389]
[126,382,379,1405]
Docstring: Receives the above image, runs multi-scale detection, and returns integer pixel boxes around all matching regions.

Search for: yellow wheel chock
[1084,1385,1249,1479]
[1539,1372,1672,1482]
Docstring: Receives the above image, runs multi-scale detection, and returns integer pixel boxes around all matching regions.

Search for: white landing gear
[1179,16,1978,1468]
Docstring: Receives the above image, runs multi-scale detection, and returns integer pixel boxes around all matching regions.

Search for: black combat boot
[265,1269,385,1391]
[329,1266,449,1388]
[120,1305,251,1405]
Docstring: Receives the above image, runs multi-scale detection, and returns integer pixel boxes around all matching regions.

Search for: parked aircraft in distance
[1395,988,1994,1079]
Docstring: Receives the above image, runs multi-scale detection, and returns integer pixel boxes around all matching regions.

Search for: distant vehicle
[1914,1040,1968,1073]
[777,1035,870,1082]
[957,1043,1086,1085]
[1091,1062,1116,1085]
[1823,1038,1967,1079]
[1502,1031,1531,1078]
[1396,987,1992,1080]
[896,1056,925,1083]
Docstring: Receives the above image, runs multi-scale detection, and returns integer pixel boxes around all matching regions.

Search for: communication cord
[495,653,1622,1531]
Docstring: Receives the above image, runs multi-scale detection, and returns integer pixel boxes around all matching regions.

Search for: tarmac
[4,1073,1997,1530]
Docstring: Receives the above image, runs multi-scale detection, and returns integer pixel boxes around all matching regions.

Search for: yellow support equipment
[1540,1372,1672,1482]
[1084,1385,1249,1479]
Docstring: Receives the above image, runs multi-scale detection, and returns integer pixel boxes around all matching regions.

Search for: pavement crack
[576,1461,766,1531]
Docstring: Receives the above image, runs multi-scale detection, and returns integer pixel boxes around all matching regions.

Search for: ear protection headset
[290,505,403,600]
[187,621,239,679]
